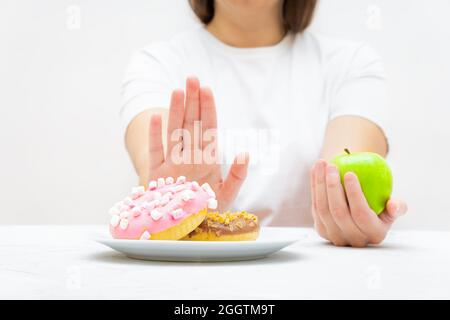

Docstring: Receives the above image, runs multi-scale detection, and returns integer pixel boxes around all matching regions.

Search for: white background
[0,0,449,229]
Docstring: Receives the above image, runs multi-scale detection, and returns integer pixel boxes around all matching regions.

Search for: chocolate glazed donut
[182,211,260,241]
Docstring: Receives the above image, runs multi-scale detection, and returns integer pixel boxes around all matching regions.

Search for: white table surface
[0,225,449,299]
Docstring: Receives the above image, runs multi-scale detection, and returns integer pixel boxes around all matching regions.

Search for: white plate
[96,227,305,262]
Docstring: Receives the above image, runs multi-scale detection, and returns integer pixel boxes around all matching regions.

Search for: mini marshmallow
[124,197,134,206]
[181,189,195,201]
[207,198,218,210]
[148,180,157,190]
[150,209,163,221]
[110,215,120,227]
[173,184,187,193]
[131,207,141,217]
[149,199,160,207]
[165,176,174,184]
[201,183,216,198]
[153,191,162,200]
[171,208,184,219]
[163,191,173,199]
[157,178,165,188]
[133,210,141,217]
[140,231,151,240]
[131,186,145,198]
[141,201,156,212]
[160,194,171,206]
[142,200,160,214]
[120,211,130,219]
[118,203,129,212]
[108,206,120,215]
[176,176,186,184]
[119,218,129,230]
[191,181,200,191]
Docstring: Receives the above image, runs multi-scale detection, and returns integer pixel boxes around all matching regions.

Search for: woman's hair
[189,0,317,33]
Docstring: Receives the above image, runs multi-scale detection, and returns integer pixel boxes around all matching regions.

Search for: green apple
[331,149,393,215]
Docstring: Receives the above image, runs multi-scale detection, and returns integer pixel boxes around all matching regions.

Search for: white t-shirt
[120,27,388,226]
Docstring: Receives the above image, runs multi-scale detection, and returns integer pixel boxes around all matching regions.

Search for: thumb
[217,153,250,210]
[379,198,408,225]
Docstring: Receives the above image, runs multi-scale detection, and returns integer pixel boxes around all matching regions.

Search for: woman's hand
[310,159,407,247]
[144,76,249,211]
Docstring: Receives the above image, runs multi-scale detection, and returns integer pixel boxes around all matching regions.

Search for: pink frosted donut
[108,176,218,240]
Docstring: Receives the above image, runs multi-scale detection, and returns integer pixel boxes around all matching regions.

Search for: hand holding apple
[310,152,407,247]
[332,149,393,215]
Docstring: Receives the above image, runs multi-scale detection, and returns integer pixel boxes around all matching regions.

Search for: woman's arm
[320,115,387,160]
[311,115,407,247]
[125,108,168,186]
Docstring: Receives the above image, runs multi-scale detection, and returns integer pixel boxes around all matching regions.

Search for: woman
[120,0,407,247]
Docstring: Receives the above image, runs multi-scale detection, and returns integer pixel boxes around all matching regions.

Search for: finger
[379,199,408,226]
[148,114,164,170]
[326,165,367,247]
[344,172,386,244]
[183,76,200,150]
[310,162,328,240]
[315,159,347,246]
[217,153,249,209]
[166,89,185,160]
[200,87,218,151]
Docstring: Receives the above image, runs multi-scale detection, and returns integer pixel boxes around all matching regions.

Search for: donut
[182,211,260,241]
[108,176,218,240]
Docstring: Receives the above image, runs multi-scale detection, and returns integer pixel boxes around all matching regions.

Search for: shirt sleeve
[119,47,173,134]
[328,44,389,141]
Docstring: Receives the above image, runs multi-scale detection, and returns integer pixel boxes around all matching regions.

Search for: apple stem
[344,148,351,155]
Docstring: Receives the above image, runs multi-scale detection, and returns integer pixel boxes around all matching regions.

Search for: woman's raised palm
[145,77,249,211]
